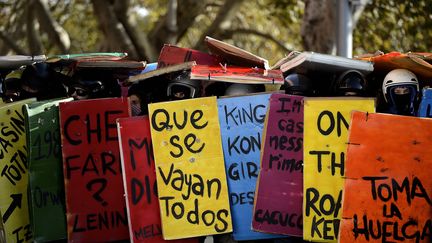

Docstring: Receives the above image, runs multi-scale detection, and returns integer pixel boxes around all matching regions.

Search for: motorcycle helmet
[382,69,419,116]
[167,71,202,100]
[282,73,314,96]
[334,70,367,96]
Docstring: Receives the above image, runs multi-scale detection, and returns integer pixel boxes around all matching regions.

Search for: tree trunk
[26,0,44,55]
[91,0,139,59]
[194,0,245,50]
[150,0,207,50]
[301,0,336,54]
[113,0,158,61]
[33,0,70,53]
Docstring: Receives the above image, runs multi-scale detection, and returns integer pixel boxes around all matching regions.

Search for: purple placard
[252,93,303,236]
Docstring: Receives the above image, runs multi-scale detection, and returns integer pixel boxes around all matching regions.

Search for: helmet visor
[167,83,196,100]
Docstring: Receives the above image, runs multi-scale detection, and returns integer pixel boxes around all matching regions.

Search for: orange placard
[339,112,432,243]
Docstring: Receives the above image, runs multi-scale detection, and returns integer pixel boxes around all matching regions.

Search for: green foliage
[0,0,430,63]
[354,0,432,55]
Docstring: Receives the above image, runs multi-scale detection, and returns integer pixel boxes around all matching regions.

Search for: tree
[0,0,431,65]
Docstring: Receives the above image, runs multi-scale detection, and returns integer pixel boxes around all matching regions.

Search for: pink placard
[252,93,303,236]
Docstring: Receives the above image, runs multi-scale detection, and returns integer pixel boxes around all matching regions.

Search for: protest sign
[59,97,130,242]
[252,93,304,236]
[149,97,232,239]
[340,111,432,243]
[303,97,375,242]
[0,98,35,243]
[117,116,198,243]
[25,98,72,242]
[418,88,432,118]
[218,93,282,240]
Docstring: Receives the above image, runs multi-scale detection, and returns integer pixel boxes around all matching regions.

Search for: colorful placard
[252,93,304,236]
[340,111,432,242]
[149,97,232,239]
[0,98,35,243]
[417,88,432,118]
[25,98,72,242]
[218,93,282,240]
[117,116,197,243]
[117,116,160,242]
[303,97,375,242]
[59,97,130,242]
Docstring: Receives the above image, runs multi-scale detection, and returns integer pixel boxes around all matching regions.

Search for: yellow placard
[149,97,232,239]
[0,98,35,243]
[302,97,375,242]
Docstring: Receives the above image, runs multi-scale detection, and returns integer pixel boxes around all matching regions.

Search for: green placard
[25,98,72,242]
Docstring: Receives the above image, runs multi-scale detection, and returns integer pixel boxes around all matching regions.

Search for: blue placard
[418,88,432,117]
[218,93,284,240]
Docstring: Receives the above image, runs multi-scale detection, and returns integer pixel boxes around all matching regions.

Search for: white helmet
[224,83,264,96]
[382,69,419,102]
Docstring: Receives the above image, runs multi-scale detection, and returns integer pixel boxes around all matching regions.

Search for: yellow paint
[0,99,35,243]
[302,97,375,242]
[149,97,232,239]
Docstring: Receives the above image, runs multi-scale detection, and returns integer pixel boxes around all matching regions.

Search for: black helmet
[282,73,313,96]
[334,70,367,96]
[21,62,50,93]
[167,71,202,100]
[66,79,105,100]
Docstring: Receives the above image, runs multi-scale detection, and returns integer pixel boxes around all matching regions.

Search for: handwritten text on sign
[26,98,72,242]
[149,97,232,239]
[303,98,375,242]
[252,94,304,236]
[340,112,431,242]
[218,93,282,240]
[60,98,130,242]
[0,98,35,243]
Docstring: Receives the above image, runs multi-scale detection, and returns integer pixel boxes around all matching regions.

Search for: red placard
[190,65,284,84]
[117,116,198,243]
[59,98,130,242]
[157,45,222,68]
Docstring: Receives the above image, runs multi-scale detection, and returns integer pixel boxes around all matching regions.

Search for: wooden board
[117,116,198,243]
[190,65,284,84]
[340,111,432,243]
[59,97,130,242]
[0,98,36,243]
[25,98,72,242]
[302,97,375,242]
[218,93,283,240]
[252,93,304,236]
[149,97,232,239]
[357,52,432,80]
[418,88,432,118]
[157,45,222,68]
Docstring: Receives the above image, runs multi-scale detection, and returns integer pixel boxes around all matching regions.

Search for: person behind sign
[167,70,203,100]
[382,68,420,116]
[332,70,368,97]
[281,73,316,96]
